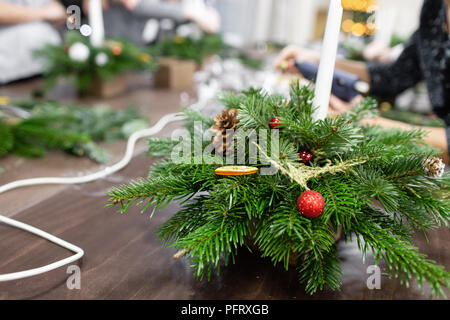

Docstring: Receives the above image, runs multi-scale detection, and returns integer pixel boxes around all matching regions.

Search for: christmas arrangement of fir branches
[150,33,263,69]
[150,33,225,64]
[107,82,449,297]
[0,100,147,163]
[34,31,157,92]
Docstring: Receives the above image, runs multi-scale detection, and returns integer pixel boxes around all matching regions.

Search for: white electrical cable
[0,215,84,282]
[0,111,184,281]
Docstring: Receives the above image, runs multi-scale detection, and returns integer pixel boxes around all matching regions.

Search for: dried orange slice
[215,166,258,176]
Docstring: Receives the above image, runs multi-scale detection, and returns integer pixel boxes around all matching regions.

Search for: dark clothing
[368,0,450,154]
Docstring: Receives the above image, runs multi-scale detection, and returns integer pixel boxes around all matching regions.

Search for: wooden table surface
[0,76,448,300]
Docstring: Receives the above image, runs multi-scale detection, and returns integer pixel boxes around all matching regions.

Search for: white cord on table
[0,215,84,282]
[0,112,184,281]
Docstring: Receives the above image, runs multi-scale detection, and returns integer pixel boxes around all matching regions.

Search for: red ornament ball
[112,45,122,56]
[269,117,282,129]
[299,150,313,164]
[297,190,325,219]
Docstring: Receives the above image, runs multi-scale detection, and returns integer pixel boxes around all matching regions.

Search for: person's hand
[184,6,220,33]
[328,94,363,116]
[82,0,110,15]
[120,0,140,11]
[363,41,394,64]
[40,1,66,24]
[274,45,320,72]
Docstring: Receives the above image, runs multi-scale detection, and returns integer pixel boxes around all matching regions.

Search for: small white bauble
[176,24,194,38]
[95,52,109,67]
[177,23,202,41]
[68,42,90,62]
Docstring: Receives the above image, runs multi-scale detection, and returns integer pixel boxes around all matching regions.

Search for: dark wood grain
[0,76,449,300]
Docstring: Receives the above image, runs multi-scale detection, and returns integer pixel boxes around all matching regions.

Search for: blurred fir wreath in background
[34,31,157,93]
[0,99,147,164]
[150,33,263,70]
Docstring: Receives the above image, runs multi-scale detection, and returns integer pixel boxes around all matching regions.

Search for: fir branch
[297,247,342,294]
[158,195,212,246]
[352,208,450,298]
[311,175,363,232]
[106,80,449,298]
[0,121,13,155]
[353,166,402,213]
[108,162,219,214]
[173,214,250,279]
[218,91,244,110]
[147,137,179,158]
[181,107,215,133]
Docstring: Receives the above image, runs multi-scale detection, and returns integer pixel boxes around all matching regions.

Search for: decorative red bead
[297,190,325,219]
[269,117,282,129]
[112,45,122,56]
[299,150,313,164]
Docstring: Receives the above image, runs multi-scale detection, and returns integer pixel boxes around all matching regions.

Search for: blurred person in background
[81,0,220,45]
[0,0,220,84]
[0,0,66,84]
[275,0,450,163]
[117,0,219,33]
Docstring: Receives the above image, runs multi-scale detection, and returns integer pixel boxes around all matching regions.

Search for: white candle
[312,0,343,121]
[89,0,105,47]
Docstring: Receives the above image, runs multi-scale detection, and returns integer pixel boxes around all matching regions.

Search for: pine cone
[210,108,239,156]
[424,157,445,178]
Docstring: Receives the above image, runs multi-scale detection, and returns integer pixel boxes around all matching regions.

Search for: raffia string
[257,143,366,189]
[277,159,366,190]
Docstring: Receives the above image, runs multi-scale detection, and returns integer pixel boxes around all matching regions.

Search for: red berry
[297,190,325,219]
[269,117,282,129]
[112,45,122,56]
[299,150,313,164]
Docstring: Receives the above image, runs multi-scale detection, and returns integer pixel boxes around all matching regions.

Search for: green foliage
[352,207,449,298]
[0,121,14,156]
[234,52,264,70]
[147,137,179,158]
[32,101,147,142]
[381,109,445,128]
[0,101,148,162]
[341,42,366,62]
[34,31,157,92]
[390,34,406,48]
[1,115,89,158]
[150,34,225,64]
[107,82,450,297]
[150,33,263,69]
